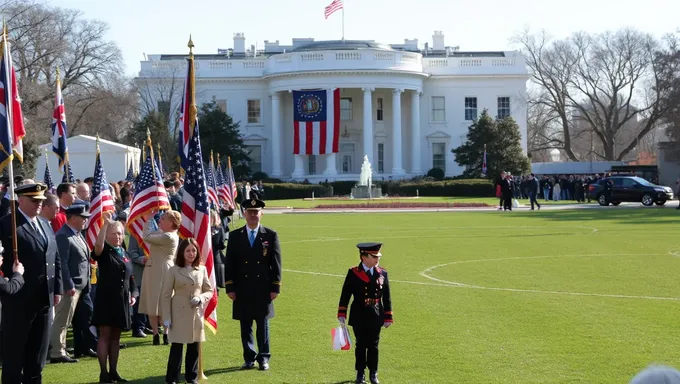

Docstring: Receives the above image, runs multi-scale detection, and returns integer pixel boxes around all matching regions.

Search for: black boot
[163,333,169,345]
[153,334,160,346]
[369,371,380,384]
[355,370,366,384]
[109,372,128,382]
[99,372,114,383]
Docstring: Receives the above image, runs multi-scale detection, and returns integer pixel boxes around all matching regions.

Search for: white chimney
[233,33,246,54]
[432,31,445,51]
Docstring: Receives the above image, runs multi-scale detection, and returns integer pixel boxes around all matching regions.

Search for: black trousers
[503,195,512,210]
[529,193,540,210]
[72,289,97,355]
[1,305,50,384]
[352,325,382,372]
[239,318,270,363]
[166,342,199,383]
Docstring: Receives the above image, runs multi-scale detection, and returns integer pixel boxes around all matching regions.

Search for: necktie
[33,221,45,242]
[249,230,256,247]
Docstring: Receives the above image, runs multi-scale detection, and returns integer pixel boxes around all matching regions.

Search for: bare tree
[515,28,673,161]
[134,63,185,141]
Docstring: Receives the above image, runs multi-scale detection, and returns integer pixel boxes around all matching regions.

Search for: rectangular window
[377,143,384,173]
[431,96,445,122]
[215,99,227,113]
[464,97,477,121]
[245,145,262,173]
[247,99,261,124]
[497,97,510,119]
[308,155,316,175]
[376,98,384,121]
[340,98,353,121]
[157,100,170,117]
[432,142,446,173]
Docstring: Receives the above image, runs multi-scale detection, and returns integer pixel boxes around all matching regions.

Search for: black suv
[587,176,674,206]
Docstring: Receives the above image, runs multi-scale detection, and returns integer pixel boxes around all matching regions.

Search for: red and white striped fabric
[85,149,115,250]
[324,0,343,19]
[293,88,340,155]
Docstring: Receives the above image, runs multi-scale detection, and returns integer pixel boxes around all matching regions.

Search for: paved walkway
[264,201,678,214]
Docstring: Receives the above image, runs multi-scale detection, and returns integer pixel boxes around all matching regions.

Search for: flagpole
[2,22,18,263]
[341,7,345,43]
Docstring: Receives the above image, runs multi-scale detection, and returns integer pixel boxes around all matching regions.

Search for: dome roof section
[292,40,395,52]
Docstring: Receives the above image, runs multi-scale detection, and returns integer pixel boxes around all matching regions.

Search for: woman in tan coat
[139,209,180,345]
[161,238,213,384]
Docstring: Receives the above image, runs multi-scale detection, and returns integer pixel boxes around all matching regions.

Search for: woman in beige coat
[161,238,213,384]
[139,209,180,345]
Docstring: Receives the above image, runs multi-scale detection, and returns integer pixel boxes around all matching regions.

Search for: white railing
[138,50,527,78]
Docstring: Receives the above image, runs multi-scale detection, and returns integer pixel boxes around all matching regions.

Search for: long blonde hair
[164,210,181,230]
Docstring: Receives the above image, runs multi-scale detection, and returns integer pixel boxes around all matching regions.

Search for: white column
[391,89,405,176]
[362,88,374,162]
[411,90,422,174]
[292,155,305,179]
[270,91,282,177]
[323,153,337,177]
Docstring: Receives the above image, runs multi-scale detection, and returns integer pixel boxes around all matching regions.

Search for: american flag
[178,56,196,174]
[205,153,219,208]
[43,152,55,194]
[86,140,116,250]
[293,89,340,155]
[324,0,343,19]
[179,116,218,332]
[0,31,25,170]
[127,145,170,255]
[125,161,135,182]
[51,72,68,168]
[62,162,74,183]
[215,157,229,207]
[224,157,238,208]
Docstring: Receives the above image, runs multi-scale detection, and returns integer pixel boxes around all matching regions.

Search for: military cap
[65,204,91,217]
[14,183,47,200]
[244,197,266,210]
[357,242,382,256]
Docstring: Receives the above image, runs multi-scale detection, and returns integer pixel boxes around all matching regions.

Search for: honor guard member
[338,243,393,384]
[224,197,282,371]
[0,183,63,384]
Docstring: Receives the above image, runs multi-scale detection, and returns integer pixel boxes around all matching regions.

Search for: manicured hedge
[262,183,331,200]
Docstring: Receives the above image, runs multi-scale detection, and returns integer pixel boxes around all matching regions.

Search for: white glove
[383,321,392,328]
[338,316,346,324]
[163,320,171,329]
[190,296,202,307]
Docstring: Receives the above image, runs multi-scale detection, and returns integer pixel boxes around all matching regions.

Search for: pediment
[243,134,268,142]
[426,130,451,139]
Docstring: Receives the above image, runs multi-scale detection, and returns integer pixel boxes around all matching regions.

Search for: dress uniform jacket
[161,265,214,344]
[338,264,393,328]
[225,225,282,320]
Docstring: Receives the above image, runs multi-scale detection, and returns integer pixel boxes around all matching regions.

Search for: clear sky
[50,0,679,77]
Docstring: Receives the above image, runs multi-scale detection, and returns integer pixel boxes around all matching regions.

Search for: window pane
[464,97,477,121]
[246,145,262,173]
[377,143,384,173]
[432,142,445,172]
[248,100,261,123]
[497,97,510,119]
[308,155,316,175]
[340,98,352,121]
[431,96,445,121]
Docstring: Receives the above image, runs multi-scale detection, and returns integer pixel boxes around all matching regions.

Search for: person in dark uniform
[91,211,138,383]
[0,239,25,295]
[225,197,282,371]
[0,183,62,384]
[501,173,514,211]
[338,243,393,384]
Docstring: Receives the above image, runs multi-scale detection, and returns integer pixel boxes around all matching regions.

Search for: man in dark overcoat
[0,183,62,384]
[224,197,282,371]
[337,242,393,384]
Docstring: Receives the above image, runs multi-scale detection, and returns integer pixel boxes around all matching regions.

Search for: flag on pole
[179,36,217,332]
[482,145,487,177]
[62,162,74,183]
[43,150,55,194]
[292,89,340,155]
[156,143,165,178]
[324,0,343,18]
[205,152,219,208]
[178,38,197,175]
[214,156,229,207]
[0,27,25,170]
[86,137,116,251]
[127,135,170,255]
[225,157,238,208]
[51,69,68,169]
[125,161,135,182]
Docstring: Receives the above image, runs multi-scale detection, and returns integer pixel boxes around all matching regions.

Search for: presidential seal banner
[293,89,340,155]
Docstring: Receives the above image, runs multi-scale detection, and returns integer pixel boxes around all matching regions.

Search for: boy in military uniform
[337,243,393,384]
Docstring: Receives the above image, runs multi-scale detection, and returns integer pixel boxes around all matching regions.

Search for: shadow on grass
[507,205,679,225]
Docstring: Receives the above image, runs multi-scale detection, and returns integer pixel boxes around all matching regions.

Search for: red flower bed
[313,202,491,209]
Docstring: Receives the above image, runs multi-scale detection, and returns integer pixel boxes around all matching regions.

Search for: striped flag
[86,137,116,250]
[178,51,196,174]
[215,156,229,207]
[62,162,74,183]
[324,0,343,18]
[125,161,135,182]
[293,89,340,155]
[43,151,55,194]
[127,138,170,255]
[225,157,238,208]
[51,70,68,169]
[0,28,25,170]
[205,152,219,208]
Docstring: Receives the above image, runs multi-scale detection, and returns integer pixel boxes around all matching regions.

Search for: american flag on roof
[51,70,68,169]
[324,0,343,18]
[86,137,116,251]
[127,137,170,255]
[0,30,25,171]
[62,162,74,183]
[179,37,217,332]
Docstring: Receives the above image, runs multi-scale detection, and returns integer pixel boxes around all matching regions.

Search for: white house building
[136,31,529,181]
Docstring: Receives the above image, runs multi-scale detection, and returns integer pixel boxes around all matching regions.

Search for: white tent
[35,135,141,184]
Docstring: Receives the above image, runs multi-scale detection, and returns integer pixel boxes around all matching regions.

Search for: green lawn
[267,196,592,208]
[44,208,680,383]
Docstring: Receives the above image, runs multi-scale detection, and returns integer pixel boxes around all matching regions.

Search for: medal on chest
[262,241,269,256]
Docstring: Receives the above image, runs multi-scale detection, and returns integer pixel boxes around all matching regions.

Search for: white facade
[136,32,529,181]
[35,135,141,183]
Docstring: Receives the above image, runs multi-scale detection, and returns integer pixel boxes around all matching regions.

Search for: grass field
[268,196,590,208]
[44,208,680,383]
